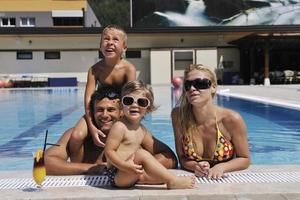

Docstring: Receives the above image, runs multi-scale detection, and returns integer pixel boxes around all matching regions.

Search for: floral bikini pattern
[182,127,234,162]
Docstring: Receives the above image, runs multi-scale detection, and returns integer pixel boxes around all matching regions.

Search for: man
[45,86,177,175]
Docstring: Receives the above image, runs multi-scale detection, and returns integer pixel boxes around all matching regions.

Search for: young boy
[69,25,136,162]
[104,81,195,189]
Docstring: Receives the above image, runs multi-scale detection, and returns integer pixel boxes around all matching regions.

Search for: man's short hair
[89,86,121,125]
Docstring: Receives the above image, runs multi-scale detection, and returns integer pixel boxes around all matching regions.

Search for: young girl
[172,64,250,179]
[69,25,136,161]
[104,80,195,189]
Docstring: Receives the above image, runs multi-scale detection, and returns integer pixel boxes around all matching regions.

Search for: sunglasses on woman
[184,78,212,91]
[122,96,150,108]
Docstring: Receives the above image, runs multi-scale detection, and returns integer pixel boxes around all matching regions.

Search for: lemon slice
[35,149,43,162]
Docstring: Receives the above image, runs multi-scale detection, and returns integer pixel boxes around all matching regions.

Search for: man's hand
[86,164,107,175]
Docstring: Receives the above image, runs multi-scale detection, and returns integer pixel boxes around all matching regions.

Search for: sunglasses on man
[101,91,120,100]
[122,96,150,108]
[184,78,212,91]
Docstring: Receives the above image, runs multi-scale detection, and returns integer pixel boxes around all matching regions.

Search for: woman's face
[184,69,215,105]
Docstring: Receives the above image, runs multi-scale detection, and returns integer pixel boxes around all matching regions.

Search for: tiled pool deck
[1,84,300,199]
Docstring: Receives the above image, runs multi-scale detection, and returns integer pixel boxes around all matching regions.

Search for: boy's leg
[69,116,88,162]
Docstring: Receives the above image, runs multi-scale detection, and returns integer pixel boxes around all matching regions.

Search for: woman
[171,64,250,179]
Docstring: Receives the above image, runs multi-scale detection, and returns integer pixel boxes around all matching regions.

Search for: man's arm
[141,130,178,169]
[44,128,105,175]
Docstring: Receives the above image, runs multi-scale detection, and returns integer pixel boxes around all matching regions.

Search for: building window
[174,50,194,70]
[45,51,60,59]
[20,17,36,27]
[0,18,16,27]
[126,50,141,58]
[17,51,33,60]
[53,17,83,26]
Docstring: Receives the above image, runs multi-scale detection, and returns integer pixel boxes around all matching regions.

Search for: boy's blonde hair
[121,80,157,113]
[177,64,217,137]
[101,24,127,46]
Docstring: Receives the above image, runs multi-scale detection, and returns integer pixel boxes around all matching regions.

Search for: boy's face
[93,98,121,134]
[100,28,127,59]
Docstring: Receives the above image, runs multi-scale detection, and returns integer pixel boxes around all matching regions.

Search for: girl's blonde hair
[121,80,157,113]
[177,64,217,137]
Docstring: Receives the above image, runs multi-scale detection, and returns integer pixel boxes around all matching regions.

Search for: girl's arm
[171,108,198,172]
[209,109,250,178]
[85,67,106,147]
[105,122,143,174]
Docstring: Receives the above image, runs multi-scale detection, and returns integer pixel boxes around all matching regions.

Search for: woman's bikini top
[182,118,234,162]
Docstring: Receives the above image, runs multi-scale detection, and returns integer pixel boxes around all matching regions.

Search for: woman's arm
[171,108,198,172]
[209,109,250,178]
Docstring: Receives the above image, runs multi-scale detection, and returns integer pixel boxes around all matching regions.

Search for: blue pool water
[0,86,299,171]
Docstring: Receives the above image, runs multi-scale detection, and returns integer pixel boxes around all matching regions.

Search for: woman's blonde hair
[177,64,217,137]
[121,80,157,113]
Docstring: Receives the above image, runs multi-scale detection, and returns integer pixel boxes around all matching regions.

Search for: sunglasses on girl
[184,78,212,91]
[122,96,150,108]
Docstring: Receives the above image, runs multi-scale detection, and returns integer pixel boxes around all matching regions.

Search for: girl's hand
[125,156,144,174]
[90,124,106,147]
[194,161,210,177]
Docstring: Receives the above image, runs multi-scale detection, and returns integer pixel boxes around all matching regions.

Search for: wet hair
[121,80,157,114]
[101,24,127,46]
[89,86,121,121]
[177,64,217,138]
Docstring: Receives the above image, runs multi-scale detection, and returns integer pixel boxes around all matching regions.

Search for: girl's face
[100,28,127,59]
[121,91,149,122]
[184,69,216,105]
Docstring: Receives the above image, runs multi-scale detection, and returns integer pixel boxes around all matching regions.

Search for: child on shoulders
[69,25,136,162]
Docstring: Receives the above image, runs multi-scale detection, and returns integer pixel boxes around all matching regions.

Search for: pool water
[0,86,299,171]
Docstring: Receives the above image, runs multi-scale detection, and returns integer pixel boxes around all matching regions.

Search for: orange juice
[33,149,46,186]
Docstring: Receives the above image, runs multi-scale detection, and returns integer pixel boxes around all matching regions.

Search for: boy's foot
[167,176,196,189]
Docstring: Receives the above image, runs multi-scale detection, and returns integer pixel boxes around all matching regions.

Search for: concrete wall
[128,49,150,84]
[85,2,100,27]
[0,50,98,82]
[196,48,218,73]
[150,49,171,85]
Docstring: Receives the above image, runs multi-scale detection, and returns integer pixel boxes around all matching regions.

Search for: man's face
[93,98,121,134]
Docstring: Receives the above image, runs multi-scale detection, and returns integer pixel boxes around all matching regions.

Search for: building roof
[0,0,86,12]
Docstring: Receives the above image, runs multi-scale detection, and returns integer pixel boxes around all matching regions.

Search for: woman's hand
[194,161,210,177]
[208,164,228,179]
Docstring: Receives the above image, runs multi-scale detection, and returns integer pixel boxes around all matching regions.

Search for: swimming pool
[0,86,299,171]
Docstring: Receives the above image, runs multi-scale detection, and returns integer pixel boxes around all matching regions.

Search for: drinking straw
[43,130,48,152]
[43,129,60,152]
